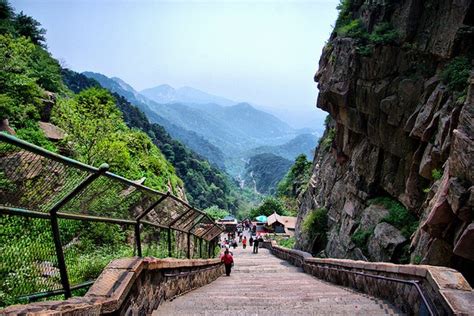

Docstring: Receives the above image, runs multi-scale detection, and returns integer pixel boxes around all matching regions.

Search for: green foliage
[351,227,374,253]
[319,128,335,151]
[276,154,312,215]
[52,88,181,192]
[302,208,327,235]
[369,197,419,238]
[0,2,46,46]
[441,57,470,93]
[301,207,328,255]
[15,125,57,152]
[244,153,292,195]
[337,19,367,39]
[13,12,46,46]
[368,22,399,44]
[413,255,423,265]
[277,236,295,249]
[431,168,442,181]
[205,206,230,220]
[250,196,290,219]
[335,0,352,30]
[334,1,399,57]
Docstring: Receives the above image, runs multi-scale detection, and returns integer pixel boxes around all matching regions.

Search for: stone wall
[0,257,224,315]
[262,241,474,315]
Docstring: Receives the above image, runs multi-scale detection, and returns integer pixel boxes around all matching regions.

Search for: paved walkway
[153,240,401,315]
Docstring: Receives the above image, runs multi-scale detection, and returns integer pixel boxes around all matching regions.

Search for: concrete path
[153,240,401,315]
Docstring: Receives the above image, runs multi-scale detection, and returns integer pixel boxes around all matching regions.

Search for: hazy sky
[12,0,338,115]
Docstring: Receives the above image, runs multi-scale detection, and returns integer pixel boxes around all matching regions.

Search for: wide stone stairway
[153,245,401,315]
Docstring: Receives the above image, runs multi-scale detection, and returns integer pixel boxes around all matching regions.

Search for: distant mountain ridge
[141,84,236,106]
[83,72,302,152]
[82,72,316,182]
[246,133,317,161]
[83,71,226,169]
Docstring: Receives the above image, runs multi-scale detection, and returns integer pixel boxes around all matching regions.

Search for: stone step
[153,235,402,315]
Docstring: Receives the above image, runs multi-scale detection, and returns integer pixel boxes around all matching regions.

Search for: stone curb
[0,257,223,315]
[264,242,474,315]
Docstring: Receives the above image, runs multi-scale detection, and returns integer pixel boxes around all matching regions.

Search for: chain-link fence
[0,133,223,307]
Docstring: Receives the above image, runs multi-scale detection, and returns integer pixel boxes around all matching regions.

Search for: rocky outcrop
[296,0,474,285]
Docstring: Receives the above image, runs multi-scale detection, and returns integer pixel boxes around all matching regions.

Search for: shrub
[441,57,470,92]
[278,237,295,249]
[320,128,335,152]
[337,19,368,39]
[431,168,442,181]
[368,22,399,44]
[302,208,328,239]
[351,227,374,252]
[335,0,352,29]
[369,197,418,238]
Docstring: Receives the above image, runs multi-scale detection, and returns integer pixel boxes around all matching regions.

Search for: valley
[82,72,320,192]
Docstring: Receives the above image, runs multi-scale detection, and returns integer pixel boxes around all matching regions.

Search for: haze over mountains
[141,84,236,106]
[83,72,319,187]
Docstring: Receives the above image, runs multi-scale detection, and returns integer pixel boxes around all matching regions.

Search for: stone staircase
[153,246,402,315]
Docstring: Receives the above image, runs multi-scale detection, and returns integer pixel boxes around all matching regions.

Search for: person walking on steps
[221,249,234,276]
[242,236,247,249]
[253,235,259,253]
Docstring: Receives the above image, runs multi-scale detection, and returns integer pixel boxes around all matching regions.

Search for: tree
[205,206,229,220]
[14,11,46,46]
[249,197,288,219]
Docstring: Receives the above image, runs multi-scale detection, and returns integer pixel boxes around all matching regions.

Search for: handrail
[306,263,435,315]
[0,133,225,304]
[0,133,223,241]
[0,132,98,173]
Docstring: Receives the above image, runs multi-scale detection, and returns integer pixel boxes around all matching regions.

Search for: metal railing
[0,133,223,305]
[307,264,435,315]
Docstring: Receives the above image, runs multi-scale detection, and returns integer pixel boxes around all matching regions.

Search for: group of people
[220,232,265,276]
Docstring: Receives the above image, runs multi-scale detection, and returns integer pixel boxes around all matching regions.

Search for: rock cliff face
[296,0,473,284]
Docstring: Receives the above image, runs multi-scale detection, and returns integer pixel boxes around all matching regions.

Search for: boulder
[358,204,389,232]
[39,122,65,141]
[453,224,474,261]
[0,119,15,135]
[423,238,453,267]
[367,222,406,262]
[446,177,467,214]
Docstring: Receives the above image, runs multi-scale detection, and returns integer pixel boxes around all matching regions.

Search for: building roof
[267,212,297,229]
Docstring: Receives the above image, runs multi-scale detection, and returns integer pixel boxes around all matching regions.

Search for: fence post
[168,228,172,257]
[135,222,142,257]
[50,213,71,299]
[199,238,202,258]
[187,232,191,259]
[208,239,212,258]
[49,163,109,299]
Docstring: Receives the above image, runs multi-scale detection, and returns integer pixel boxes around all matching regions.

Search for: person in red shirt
[221,249,234,276]
[242,236,247,249]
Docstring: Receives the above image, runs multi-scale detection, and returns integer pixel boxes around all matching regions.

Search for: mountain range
[82,72,318,183]
[141,84,236,106]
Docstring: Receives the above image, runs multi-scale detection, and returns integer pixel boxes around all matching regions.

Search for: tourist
[221,249,234,276]
[249,236,254,247]
[232,239,238,249]
[253,235,259,253]
[242,236,247,249]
